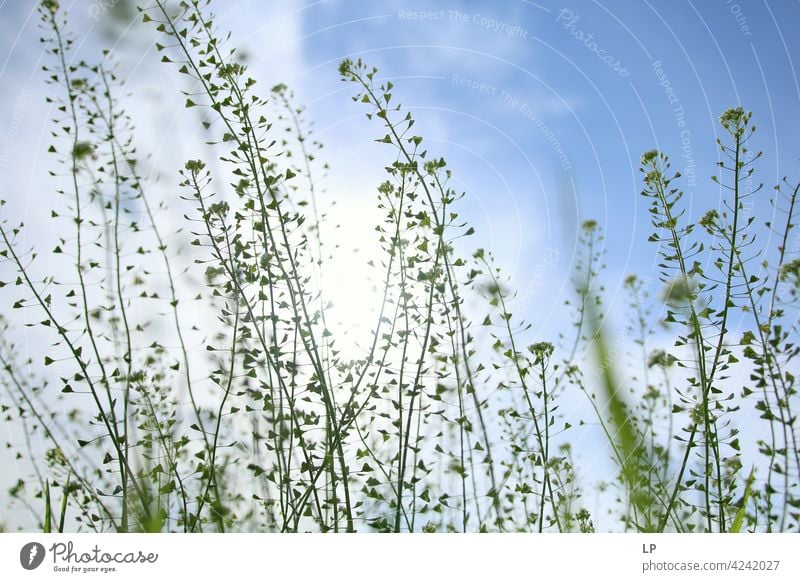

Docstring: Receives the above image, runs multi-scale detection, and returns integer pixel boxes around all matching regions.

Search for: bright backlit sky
[1,0,799,529]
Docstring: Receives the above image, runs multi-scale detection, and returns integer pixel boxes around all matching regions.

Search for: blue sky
[279,0,800,331]
[0,0,799,529]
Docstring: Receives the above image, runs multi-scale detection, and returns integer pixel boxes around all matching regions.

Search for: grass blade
[730,467,755,533]
[43,480,52,534]
[58,473,71,533]
[586,300,647,529]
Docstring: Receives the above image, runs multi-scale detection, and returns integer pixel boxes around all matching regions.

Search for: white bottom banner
[0,533,796,581]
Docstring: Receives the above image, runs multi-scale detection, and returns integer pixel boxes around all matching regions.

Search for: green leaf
[159,481,176,495]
